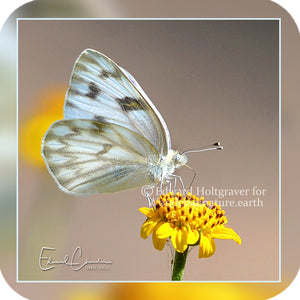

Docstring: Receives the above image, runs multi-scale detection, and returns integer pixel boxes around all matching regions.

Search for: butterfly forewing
[42,119,160,195]
[64,49,170,156]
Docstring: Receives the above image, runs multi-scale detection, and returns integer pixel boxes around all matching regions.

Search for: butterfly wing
[42,119,160,195]
[64,49,171,156]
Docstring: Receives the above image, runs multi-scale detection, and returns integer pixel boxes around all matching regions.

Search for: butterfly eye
[174,153,188,166]
[174,153,181,163]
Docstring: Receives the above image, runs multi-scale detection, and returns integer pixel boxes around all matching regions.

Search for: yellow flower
[62,288,107,300]
[19,86,66,166]
[113,282,264,300]
[140,192,241,258]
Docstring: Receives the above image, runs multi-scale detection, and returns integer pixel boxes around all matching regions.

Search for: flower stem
[171,248,188,281]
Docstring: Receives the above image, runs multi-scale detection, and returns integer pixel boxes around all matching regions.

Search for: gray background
[18,19,279,281]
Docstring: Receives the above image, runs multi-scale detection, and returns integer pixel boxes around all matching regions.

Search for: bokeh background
[18,19,279,282]
[0,0,299,299]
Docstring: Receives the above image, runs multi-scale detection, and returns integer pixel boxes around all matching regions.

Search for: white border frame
[16,17,281,283]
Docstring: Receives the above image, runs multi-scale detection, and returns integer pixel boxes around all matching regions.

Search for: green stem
[171,248,188,281]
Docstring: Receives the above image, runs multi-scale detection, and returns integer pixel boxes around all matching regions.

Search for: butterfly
[42,49,222,195]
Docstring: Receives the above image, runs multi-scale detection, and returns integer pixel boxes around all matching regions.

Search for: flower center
[154,192,227,231]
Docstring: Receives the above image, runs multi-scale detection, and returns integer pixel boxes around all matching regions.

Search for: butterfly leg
[172,176,177,192]
[159,173,166,195]
[184,164,197,190]
[142,185,154,207]
[146,194,153,207]
[168,174,185,194]
[163,177,176,194]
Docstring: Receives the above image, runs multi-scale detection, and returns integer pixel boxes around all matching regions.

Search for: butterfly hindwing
[42,119,160,195]
[64,49,170,156]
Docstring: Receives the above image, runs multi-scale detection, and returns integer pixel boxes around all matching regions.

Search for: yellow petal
[155,222,175,239]
[152,222,170,250]
[211,227,241,245]
[187,228,199,245]
[199,233,216,258]
[171,227,188,253]
[140,218,160,239]
[139,207,157,218]
[152,231,167,251]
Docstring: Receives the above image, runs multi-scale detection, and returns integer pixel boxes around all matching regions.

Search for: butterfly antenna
[182,143,223,191]
[182,142,223,154]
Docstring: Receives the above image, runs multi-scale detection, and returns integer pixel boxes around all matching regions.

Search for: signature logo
[39,246,112,271]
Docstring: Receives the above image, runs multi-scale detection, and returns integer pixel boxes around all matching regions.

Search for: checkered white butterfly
[42,49,222,195]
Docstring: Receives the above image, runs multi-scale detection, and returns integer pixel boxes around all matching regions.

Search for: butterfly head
[173,151,188,169]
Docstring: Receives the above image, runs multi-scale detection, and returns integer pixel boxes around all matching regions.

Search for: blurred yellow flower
[112,282,264,300]
[140,192,241,258]
[19,86,66,167]
[62,288,106,300]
